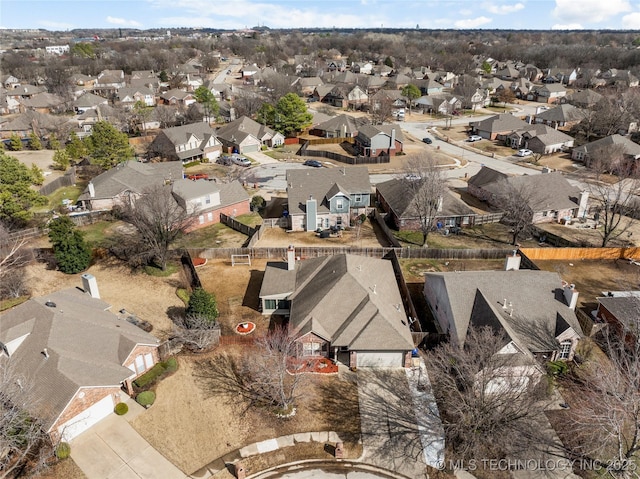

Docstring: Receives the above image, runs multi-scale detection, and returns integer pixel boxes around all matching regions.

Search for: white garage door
[357,351,404,368]
[58,394,114,442]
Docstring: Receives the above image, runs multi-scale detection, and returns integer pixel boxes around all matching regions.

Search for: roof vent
[42,348,49,359]
[45,301,56,308]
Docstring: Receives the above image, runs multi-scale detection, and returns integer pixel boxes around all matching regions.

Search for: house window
[303,342,322,356]
[207,212,213,221]
[336,216,342,226]
[264,299,277,310]
[336,199,344,209]
[132,353,153,375]
[205,195,211,205]
[558,340,572,359]
[277,299,290,309]
[354,194,362,203]
[199,215,204,224]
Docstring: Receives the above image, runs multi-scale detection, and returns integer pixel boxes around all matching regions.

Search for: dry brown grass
[37,458,87,479]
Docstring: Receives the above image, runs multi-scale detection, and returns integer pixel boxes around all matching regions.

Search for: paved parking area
[71,413,186,479]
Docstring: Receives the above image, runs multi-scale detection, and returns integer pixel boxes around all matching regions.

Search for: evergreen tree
[65,132,87,160]
[28,132,42,150]
[48,133,61,150]
[86,121,134,170]
[52,149,71,171]
[186,288,219,324]
[8,134,23,151]
[0,151,47,226]
[48,216,91,274]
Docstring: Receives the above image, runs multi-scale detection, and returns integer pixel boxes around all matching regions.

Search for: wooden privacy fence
[304,137,356,146]
[220,213,257,237]
[39,167,77,196]
[369,209,402,248]
[299,141,391,165]
[519,247,640,261]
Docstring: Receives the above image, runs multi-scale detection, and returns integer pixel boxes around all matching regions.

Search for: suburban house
[17,92,65,114]
[95,70,126,90]
[148,122,222,163]
[424,268,583,376]
[285,166,371,231]
[0,110,63,139]
[566,89,603,108]
[73,92,108,113]
[295,76,324,96]
[0,277,161,442]
[376,178,477,230]
[171,178,250,231]
[215,116,284,154]
[354,124,403,157]
[116,86,156,108]
[309,113,369,138]
[76,160,181,211]
[506,124,575,154]
[469,114,529,141]
[571,134,640,167]
[531,104,585,129]
[595,292,639,346]
[468,167,589,224]
[259,250,415,368]
[159,89,195,107]
[531,83,568,104]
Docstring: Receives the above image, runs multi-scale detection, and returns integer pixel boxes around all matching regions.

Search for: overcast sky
[1,0,639,31]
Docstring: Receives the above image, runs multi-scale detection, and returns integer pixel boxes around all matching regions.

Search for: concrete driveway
[71,411,186,479]
[357,368,440,479]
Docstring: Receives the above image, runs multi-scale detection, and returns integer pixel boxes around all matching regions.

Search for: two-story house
[286,166,371,231]
[354,124,403,157]
[116,86,156,108]
[148,122,222,163]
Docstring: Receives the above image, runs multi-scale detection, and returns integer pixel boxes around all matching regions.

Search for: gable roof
[470,113,529,133]
[77,160,183,202]
[572,134,640,158]
[286,166,370,215]
[313,113,370,136]
[0,287,159,430]
[425,270,582,351]
[511,124,575,147]
[216,116,279,144]
[468,165,508,189]
[73,92,108,109]
[535,104,584,123]
[262,254,414,351]
[356,123,404,143]
[376,179,475,220]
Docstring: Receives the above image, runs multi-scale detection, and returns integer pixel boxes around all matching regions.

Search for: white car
[231,155,251,167]
[517,149,533,157]
[467,135,483,142]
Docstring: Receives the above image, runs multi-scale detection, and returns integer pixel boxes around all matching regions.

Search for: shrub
[114,402,129,415]
[164,357,178,372]
[136,391,156,407]
[176,288,190,306]
[55,442,71,460]
[133,357,178,389]
[186,288,218,323]
[546,360,569,377]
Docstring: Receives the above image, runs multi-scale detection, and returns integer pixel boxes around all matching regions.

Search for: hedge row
[133,357,178,389]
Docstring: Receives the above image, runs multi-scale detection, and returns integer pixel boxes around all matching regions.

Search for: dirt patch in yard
[22,257,185,340]
[254,219,391,248]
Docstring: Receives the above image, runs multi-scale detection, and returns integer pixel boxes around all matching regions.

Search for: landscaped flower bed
[192,257,207,267]
[287,357,339,374]
[235,321,255,335]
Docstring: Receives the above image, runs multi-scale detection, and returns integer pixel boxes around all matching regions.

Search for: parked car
[303,159,323,168]
[467,135,483,142]
[517,148,533,157]
[187,173,208,180]
[231,155,251,167]
[405,173,422,181]
[422,137,432,144]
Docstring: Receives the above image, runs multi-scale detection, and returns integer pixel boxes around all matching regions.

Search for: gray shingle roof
[425,270,582,352]
[0,288,160,430]
[470,113,529,133]
[572,134,640,158]
[286,166,371,215]
[535,104,584,123]
[216,116,278,144]
[262,254,414,351]
[376,179,474,220]
[313,114,369,136]
[77,161,183,201]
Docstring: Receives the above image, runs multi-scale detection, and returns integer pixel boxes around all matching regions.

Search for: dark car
[422,137,432,144]
[304,159,323,168]
[216,155,233,166]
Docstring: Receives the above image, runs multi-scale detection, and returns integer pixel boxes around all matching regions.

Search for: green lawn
[78,220,121,247]
[34,181,88,213]
[235,212,262,227]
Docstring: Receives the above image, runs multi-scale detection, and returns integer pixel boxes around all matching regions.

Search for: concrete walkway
[71,399,186,479]
[245,150,279,165]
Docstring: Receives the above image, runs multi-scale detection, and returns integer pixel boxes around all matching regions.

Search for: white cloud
[551,23,584,29]
[454,16,492,28]
[459,8,473,16]
[486,3,525,14]
[106,16,143,27]
[552,0,631,24]
[38,20,74,30]
[622,11,640,28]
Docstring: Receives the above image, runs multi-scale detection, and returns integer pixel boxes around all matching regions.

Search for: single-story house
[215,116,284,154]
[376,178,477,230]
[148,122,222,163]
[506,124,575,154]
[309,113,369,138]
[595,292,639,347]
[469,114,529,141]
[424,268,583,378]
[286,166,371,231]
[0,277,161,442]
[531,104,584,129]
[566,89,603,108]
[259,250,415,368]
[530,83,567,104]
[77,160,184,211]
[468,166,589,224]
[571,134,640,166]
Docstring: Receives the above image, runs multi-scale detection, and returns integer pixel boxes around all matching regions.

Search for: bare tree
[495,180,535,245]
[587,155,640,247]
[0,362,52,479]
[155,105,179,129]
[401,154,446,246]
[0,225,32,300]
[117,184,197,271]
[233,90,267,119]
[241,326,306,415]
[558,314,640,478]
[172,314,221,352]
[425,326,554,462]
[369,94,395,125]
